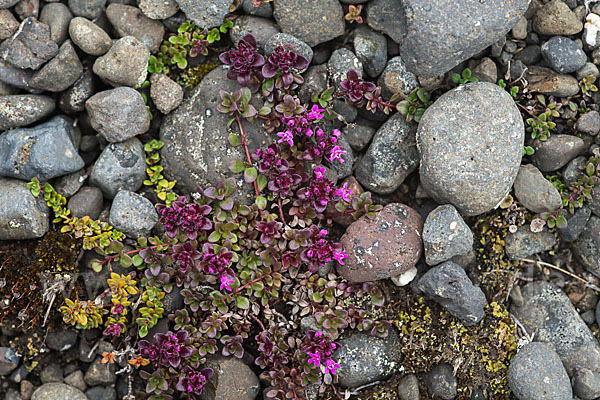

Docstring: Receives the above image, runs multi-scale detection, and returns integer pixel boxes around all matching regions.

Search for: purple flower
[339,70,376,103]
[307,352,321,367]
[307,104,325,121]
[300,227,345,272]
[334,182,353,202]
[333,251,348,265]
[302,330,341,374]
[219,274,234,291]
[103,323,124,336]
[252,144,289,175]
[219,34,265,87]
[277,129,294,147]
[325,358,341,375]
[328,145,347,163]
[262,45,309,86]
[176,366,214,395]
[257,220,283,244]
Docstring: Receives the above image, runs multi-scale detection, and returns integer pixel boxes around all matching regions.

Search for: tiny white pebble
[449,221,457,230]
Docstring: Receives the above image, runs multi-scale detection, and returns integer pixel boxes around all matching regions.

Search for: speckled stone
[0,94,55,131]
[572,216,600,278]
[396,0,529,77]
[92,36,150,89]
[531,134,585,172]
[510,281,600,375]
[0,17,58,70]
[29,40,83,92]
[333,330,402,388]
[526,66,580,97]
[0,178,48,240]
[109,190,158,238]
[508,342,572,400]
[39,2,72,45]
[338,203,423,282]
[541,36,587,74]
[504,226,557,260]
[150,73,183,115]
[230,15,279,50]
[328,48,363,89]
[0,10,19,40]
[417,82,524,216]
[31,383,87,400]
[353,25,387,78]
[68,0,106,19]
[263,33,311,71]
[533,0,583,36]
[139,0,179,19]
[175,0,230,29]
[69,17,112,56]
[273,0,344,47]
[423,205,473,266]
[513,164,562,213]
[377,56,418,98]
[106,4,164,52]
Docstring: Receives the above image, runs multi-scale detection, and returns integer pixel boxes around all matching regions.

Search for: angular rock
[89,137,146,199]
[355,114,418,195]
[68,0,106,19]
[365,0,405,44]
[0,0,19,8]
[398,0,529,77]
[242,0,272,18]
[273,0,344,47]
[109,190,158,238]
[175,0,229,29]
[418,82,524,216]
[29,40,83,92]
[68,186,104,219]
[508,342,572,400]
[230,15,279,50]
[69,17,112,56]
[424,364,457,400]
[40,363,62,383]
[86,386,117,400]
[470,57,497,84]
[558,205,591,242]
[533,0,583,36]
[59,68,95,113]
[86,87,150,143]
[526,66,580,97]
[0,177,48,240]
[0,17,58,70]
[333,330,402,388]
[0,94,55,131]
[150,73,183,115]
[31,383,87,400]
[39,2,72,45]
[328,48,363,91]
[160,66,270,195]
[353,25,387,78]
[577,110,600,136]
[417,261,486,326]
[263,32,311,71]
[106,4,164,53]
[377,56,418,98]
[210,357,260,400]
[0,10,19,41]
[510,281,600,375]
[139,0,179,19]
[423,205,473,266]
[338,203,423,282]
[505,226,556,260]
[84,357,116,386]
[573,368,600,400]
[64,370,86,393]
[297,64,327,104]
[0,116,84,180]
[576,62,599,81]
[0,347,19,376]
[397,374,420,400]
[513,164,562,213]
[531,134,585,172]
[541,36,587,74]
[14,0,39,20]
[93,36,150,89]
[572,216,600,278]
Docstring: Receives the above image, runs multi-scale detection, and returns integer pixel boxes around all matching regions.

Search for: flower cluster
[302,331,340,375]
[176,366,214,395]
[198,243,236,291]
[300,228,346,272]
[219,34,265,87]
[263,45,309,86]
[138,330,193,368]
[156,196,212,239]
[339,69,376,103]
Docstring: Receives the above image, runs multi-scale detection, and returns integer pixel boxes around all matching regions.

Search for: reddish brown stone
[338,203,423,282]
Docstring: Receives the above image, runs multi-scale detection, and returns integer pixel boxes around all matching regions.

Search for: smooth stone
[576,111,600,136]
[40,363,62,383]
[505,226,556,260]
[531,134,585,172]
[558,206,591,242]
[0,348,19,376]
[64,370,86,392]
[333,330,402,388]
[92,36,150,89]
[533,0,583,36]
[343,121,375,151]
[0,177,48,240]
[417,261,486,326]
[338,203,423,282]
[86,87,150,143]
[174,0,230,29]
[0,17,58,70]
[508,342,572,400]
[0,94,55,131]
[589,185,600,217]
[45,330,77,352]
[353,25,387,78]
[541,36,587,74]
[512,16,528,40]
[424,364,457,400]
[89,137,146,199]
[150,73,183,115]
[230,15,279,50]
[355,113,419,195]
[513,164,562,213]
[510,280,600,375]
[210,357,260,400]
[423,205,473,266]
[109,190,158,238]
[297,64,327,104]
[417,82,524,216]
[576,62,600,81]
[68,0,107,19]
[526,66,580,97]
[29,40,83,92]
[0,116,84,180]
[365,0,405,43]
[68,186,104,219]
[273,0,344,47]
[31,383,87,400]
[242,0,272,18]
[397,374,420,400]
[514,45,542,66]
[573,368,600,400]
[84,357,116,386]
[106,4,164,53]
[39,2,73,45]
[69,17,112,56]
[469,57,497,84]
[139,0,179,19]
[572,216,600,278]
[0,0,19,9]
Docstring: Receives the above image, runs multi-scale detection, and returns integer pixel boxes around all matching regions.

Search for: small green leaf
[229,159,246,173]
[244,167,258,183]
[257,174,267,192]
[236,296,250,309]
[132,254,144,267]
[91,259,103,273]
[120,253,133,268]
[255,195,267,210]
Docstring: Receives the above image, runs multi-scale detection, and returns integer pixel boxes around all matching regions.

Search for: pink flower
[219,275,234,291]
[328,145,347,163]
[333,251,348,265]
[325,358,340,375]
[308,352,321,367]
[307,104,325,121]
[314,166,325,179]
[334,182,353,202]
[277,130,294,147]
[319,229,327,236]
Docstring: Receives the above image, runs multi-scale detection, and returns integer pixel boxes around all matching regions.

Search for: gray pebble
[513,164,562,213]
[29,40,83,92]
[242,0,272,18]
[0,177,49,240]
[92,36,150,88]
[46,330,77,352]
[109,190,158,238]
[0,94,55,131]
[59,69,96,113]
[0,9,19,40]
[541,35,587,73]
[68,186,104,219]
[577,111,600,136]
[531,134,585,172]
[423,204,473,266]
[573,368,600,400]
[0,17,59,70]
[40,363,63,384]
[53,168,86,197]
[533,0,583,36]
[505,225,556,260]
[39,2,72,45]
[353,25,387,78]
[150,73,183,115]
[68,0,107,19]
[526,65,580,97]
[559,206,591,242]
[106,4,164,53]
[397,374,420,400]
[84,357,116,386]
[69,17,112,56]
[572,216,600,278]
[342,121,375,151]
[328,48,363,92]
[230,15,279,50]
[377,56,418,97]
[64,370,86,392]
[139,0,178,19]
[576,62,600,81]
[425,364,457,400]
[31,383,87,400]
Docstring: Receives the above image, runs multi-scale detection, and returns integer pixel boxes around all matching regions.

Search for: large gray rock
[396,0,529,77]
[175,0,230,29]
[92,36,149,89]
[423,205,473,266]
[355,114,418,195]
[0,95,55,131]
[210,357,260,400]
[273,0,344,47]
[510,281,600,375]
[89,137,146,199]
[0,177,48,240]
[106,4,164,53]
[531,134,586,172]
[505,226,557,260]
[160,66,270,195]
[29,40,83,92]
[508,342,572,400]
[333,330,402,388]
[0,17,58,70]
[416,261,487,326]
[513,164,562,213]
[573,368,600,400]
[417,82,524,216]
[109,190,158,238]
[31,383,87,400]
[0,116,84,180]
[86,87,150,143]
[572,216,600,278]
[353,25,387,78]
[365,0,405,44]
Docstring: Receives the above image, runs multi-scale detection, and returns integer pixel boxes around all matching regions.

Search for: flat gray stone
[69,17,112,56]
[29,40,83,92]
[0,116,84,180]
[365,0,405,44]
[424,364,457,400]
[0,177,48,240]
[0,10,19,41]
[423,204,473,266]
[31,383,87,400]
[68,0,106,19]
[0,17,58,70]
[573,368,600,400]
[541,36,587,74]
[83,357,116,386]
[175,0,230,29]
[558,205,591,242]
[527,65,580,97]
[92,36,149,89]
[139,0,179,19]
[505,226,557,260]
[109,190,158,238]
[572,216,600,278]
[531,134,585,172]
[0,94,55,131]
[418,82,524,216]
[513,164,562,213]
[106,4,164,53]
